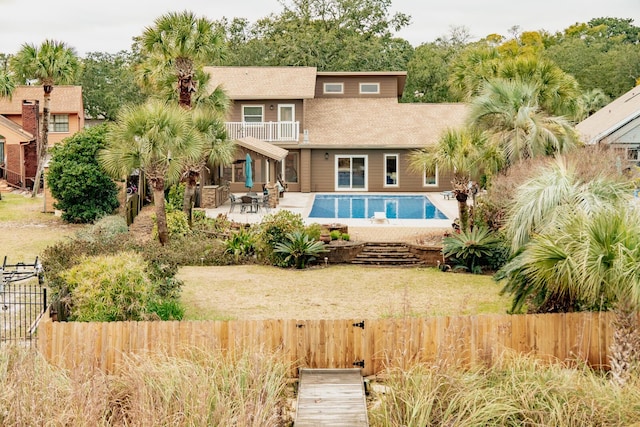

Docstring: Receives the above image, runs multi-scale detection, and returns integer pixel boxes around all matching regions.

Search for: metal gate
[0,257,47,346]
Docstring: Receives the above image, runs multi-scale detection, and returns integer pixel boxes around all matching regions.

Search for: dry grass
[178,265,510,320]
[0,193,81,260]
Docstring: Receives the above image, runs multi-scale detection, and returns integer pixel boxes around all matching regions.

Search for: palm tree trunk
[182,171,198,227]
[609,304,640,387]
[31,87,52,197]
[153,184,169,245]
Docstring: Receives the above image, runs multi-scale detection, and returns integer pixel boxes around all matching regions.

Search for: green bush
[274,231,327,269]
[341,233,350,241]
[61,252,155,321]
[46,125,120,223]
[256,210,305,266]
[224,228,256,263]
[442,227,502,274]
[305,223,322,241]
[75,215,128,242]
[152,210,190,240]
[330,230,341,240]
[165,183,185,212]
[147,298,185,320]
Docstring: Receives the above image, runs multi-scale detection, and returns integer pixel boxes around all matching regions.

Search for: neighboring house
[0,86,84,190]
[576,85,640,166]
[204,66,466,193]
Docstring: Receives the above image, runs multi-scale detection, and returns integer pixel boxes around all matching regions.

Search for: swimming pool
[309,194,448,220]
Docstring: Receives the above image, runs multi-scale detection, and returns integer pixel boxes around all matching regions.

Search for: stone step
[352,258,422,265]
[363,247,411,253]
[355,252,415,259]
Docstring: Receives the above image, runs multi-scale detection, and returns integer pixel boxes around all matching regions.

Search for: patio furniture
[259,194,271,213]
[370,211,389,224]
[441,191,453,200]
[229,194,243,213]
[240,195,258,213]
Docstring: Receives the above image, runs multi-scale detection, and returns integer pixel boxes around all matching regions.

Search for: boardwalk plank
[295,368,368,427]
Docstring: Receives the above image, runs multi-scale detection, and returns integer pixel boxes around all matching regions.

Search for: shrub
[46,125,120,223]
[442,227,502,274]
[152,210,190,240]
[75,215,128,242]
[256,210,305,266]
[341,233,350,241]
[330,230,341,240]
[146,298,185,320]
[61,252,155,321]
[224,228,256,263]
[165,183,185,212]
[305,222,322,241]
[274,231,327,269]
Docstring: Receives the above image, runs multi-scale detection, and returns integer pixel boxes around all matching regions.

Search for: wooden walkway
[295,368,369,426]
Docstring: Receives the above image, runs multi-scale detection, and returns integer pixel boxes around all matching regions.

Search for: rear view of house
[203,66,467,194]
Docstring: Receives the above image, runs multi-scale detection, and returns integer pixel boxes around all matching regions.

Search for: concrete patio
[204,192,459,243]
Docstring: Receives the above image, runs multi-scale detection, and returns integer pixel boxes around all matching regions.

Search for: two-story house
[0,85,84,192]
[204,66,467,194]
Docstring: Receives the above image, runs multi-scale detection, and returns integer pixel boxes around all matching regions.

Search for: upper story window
[49,114,69,132]
[359,83,380,94]
[424,166,438,187]
[242,105,263,123]
[323,82,344,94]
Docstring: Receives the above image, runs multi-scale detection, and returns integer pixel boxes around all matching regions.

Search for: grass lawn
[0,193,81,261]
[178,264,510,320]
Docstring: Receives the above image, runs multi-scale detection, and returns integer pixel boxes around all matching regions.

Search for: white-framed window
[242,105,264,123]
[627,147,640,161]
[49,114,69,132]
[424,166,438,187]
[384,154,399,187]
[359,82,380,94]
[323,82,344,94]
[336,155,367,191]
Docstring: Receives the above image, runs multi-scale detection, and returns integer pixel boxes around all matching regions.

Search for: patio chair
[259,194,271,213]
[229,194,243,213]
[370,211,389,224]
[240,195,257,213]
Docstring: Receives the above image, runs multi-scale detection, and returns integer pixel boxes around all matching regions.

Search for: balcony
[225,121,300,142]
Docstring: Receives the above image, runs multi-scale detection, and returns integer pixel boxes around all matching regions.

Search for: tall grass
[0,346,292,426]
[369,351,640,426]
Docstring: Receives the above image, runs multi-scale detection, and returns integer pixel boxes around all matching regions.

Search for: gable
[0,115,33,142]
[0,86,84,115]
[576,86,640,144]
[204,66,317,100]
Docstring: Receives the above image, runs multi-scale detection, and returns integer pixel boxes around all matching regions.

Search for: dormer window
[359,83,380,94]
[323,83,344,94]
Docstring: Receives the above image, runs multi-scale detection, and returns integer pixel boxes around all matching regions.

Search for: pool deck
[204,192,458,243]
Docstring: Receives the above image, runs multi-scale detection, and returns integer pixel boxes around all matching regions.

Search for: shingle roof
[0,86,83,114]
[0,115,33,140]
[204,66,317,100]
[303,98,469,148]
[576,86,640,144]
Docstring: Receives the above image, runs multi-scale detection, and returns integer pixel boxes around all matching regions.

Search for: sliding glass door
[336,155,367,191]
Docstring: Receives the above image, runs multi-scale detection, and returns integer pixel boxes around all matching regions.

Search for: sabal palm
[410,127,504,230]
[99,100,202,245]
[10,40,79,197]
[137,11,224,108]
[468,79,578,165]
[182,106,235,225]
[0,70,14,98]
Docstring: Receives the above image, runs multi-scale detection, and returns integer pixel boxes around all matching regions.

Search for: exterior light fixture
[324,152,329,160]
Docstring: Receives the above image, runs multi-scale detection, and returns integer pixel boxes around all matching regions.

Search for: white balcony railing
[225,121,300,142]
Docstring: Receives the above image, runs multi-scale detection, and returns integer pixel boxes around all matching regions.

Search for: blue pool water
[309,194,448,220]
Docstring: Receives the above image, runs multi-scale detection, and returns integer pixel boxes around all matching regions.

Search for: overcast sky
[0,0,638,56]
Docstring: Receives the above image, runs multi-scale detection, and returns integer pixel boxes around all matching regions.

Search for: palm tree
[497,157,639,385]
[10,40,80,197]
[182,106,235,226]
[99,100,202,245]
[137,11,229,223]
[468,79,579,166]
[409,127,504,231]
[0,70,14,98]
[137,11,225,109]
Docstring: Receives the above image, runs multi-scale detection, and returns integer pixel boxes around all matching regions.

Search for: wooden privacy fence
[37,311,620,376]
